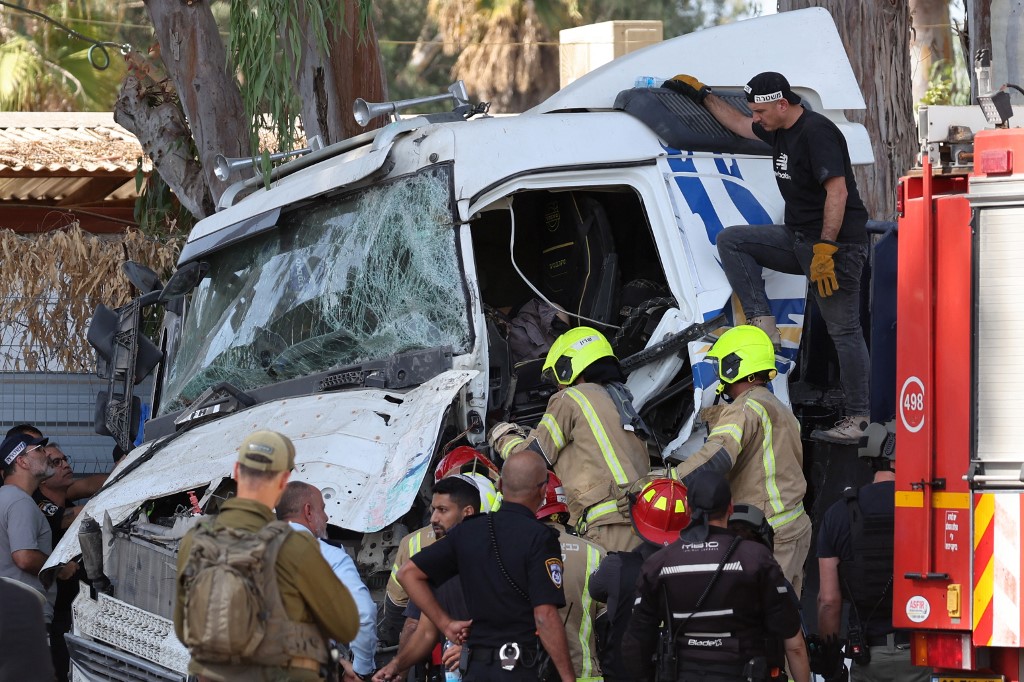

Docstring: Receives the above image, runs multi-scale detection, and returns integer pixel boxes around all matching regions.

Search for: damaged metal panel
[46,369,477,569]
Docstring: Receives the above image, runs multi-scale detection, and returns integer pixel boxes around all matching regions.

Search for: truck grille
[67,633,183,682]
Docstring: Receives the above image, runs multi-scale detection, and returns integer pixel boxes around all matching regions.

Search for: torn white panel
[46,370,476,569]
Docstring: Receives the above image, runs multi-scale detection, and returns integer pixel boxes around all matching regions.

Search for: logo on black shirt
[38,500,59,517]
[775,153,792,180]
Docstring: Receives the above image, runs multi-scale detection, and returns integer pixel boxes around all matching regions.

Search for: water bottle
[634,76,666,89]
[442,639,462,681]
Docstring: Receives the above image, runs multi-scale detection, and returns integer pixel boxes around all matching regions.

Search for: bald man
[398,452,575,681]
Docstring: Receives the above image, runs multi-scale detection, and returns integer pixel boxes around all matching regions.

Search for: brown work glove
[809,240,840,298]
[664,74,712,103]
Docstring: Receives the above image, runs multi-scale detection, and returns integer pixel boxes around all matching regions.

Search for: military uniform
[496,382,650,553]
[674,385,811,595]
[173,498,359,681]
[818,480,928,682]
[411,502,566,681]
[386,524,437,607]
[622,525,801,681]
[547,521,605,681]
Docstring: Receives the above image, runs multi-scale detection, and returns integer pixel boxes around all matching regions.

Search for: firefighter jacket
[385,524,436,607]
[548,521,606,681]
[675,385,806,536]
[496,382,651,532]
[622,526,801,679]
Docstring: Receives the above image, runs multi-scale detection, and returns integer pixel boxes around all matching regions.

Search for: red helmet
[630,478,690,546]
[536,471,569,520]
[434,446,500,483]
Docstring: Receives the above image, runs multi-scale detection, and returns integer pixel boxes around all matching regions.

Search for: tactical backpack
[180,519,324,666]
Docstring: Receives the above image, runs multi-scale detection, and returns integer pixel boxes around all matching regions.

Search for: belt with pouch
[865,632,911,648]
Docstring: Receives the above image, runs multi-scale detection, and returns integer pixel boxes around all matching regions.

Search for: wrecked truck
[47,8,874,680]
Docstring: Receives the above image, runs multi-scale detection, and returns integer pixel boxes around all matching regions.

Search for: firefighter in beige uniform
[536,471,606,681]
[490,327,651,553]
[673,325,812,596]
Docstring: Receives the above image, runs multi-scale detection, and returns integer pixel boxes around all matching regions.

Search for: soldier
[622,471,809,682]
[673,325,811,595]
[489,327,651,552]
[535,471,606,681]
[589,477,690,682]
[173,430,359,681]
[399,450,575,681]
[814,422,928,682]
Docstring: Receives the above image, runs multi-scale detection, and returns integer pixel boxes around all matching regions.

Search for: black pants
[465,658,542,681]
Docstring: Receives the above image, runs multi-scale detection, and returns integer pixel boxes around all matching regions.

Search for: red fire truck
[895,104,1024,679]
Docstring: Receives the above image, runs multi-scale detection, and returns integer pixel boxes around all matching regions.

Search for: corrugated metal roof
[0,112,150,207]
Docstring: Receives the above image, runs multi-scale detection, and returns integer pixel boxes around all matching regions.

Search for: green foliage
[920,59,969,107]
[133,157,194,241]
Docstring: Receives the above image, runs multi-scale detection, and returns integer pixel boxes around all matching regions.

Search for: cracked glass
[159,165,469,414]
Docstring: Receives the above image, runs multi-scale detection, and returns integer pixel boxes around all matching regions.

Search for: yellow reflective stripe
[389,562,400,581]
[709,423,743,446]
[410,533,423,556]
[500,436,525,460]
[540,414,566,450]
[584,500,619,525]
[746,400,784,515]
[579,544,602,678]
[768,502,804,530]
[566,388,628,485]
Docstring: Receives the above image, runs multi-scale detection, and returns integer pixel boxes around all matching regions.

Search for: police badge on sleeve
[545,558,563,588]
[38,500,59,517]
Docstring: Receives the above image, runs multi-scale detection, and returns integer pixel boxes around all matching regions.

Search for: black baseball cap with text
[745,71,802,105]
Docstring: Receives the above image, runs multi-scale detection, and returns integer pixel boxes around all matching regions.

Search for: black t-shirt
[817,480,895,635]
[753,109,868,243]
[411,502,566,647]
[403,576,471,622]
[33,491,83,612]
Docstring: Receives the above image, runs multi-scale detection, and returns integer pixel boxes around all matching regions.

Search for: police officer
[489,327,651,553]
[673,325,811,596]
[589,477,691,682]
[174,430,359,681]
[815,422,928,682]
[399,450,575,681]
[381,447,500,647]
[622,471,809,682]
[536,471,606,682]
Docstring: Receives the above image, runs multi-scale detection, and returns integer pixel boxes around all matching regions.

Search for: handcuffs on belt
[499,642,521,671]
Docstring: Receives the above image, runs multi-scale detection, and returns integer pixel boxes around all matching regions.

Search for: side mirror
[122,261,163,294]
[159,261,209,303]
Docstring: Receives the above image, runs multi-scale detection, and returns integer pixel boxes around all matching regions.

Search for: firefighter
[535,471,606,682]
[588,477,691,682]
[672,325,812,596]
[489,327,651,553]
[814,421,928,682]
[622,471,809,682]
[665,70,871,445]
[380,447,499,647]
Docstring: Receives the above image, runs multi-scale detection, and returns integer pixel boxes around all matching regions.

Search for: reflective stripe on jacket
[497,382,650,527]
[385,524,436,606]
[674,386,805,534]
[550,522,607,680]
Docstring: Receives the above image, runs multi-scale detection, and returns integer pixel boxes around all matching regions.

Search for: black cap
[744,71,801,105]
[680,471,732,543]
[1,434,48,467]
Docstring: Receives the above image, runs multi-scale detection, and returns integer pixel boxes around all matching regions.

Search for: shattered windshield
[159,165,469,414]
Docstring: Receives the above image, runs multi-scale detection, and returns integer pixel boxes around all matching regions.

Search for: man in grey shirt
[0,432,58,622]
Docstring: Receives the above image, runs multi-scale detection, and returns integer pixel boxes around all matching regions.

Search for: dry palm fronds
[0,224,182,372]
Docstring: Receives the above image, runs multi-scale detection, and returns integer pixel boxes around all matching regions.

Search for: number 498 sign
[900,376,926,433]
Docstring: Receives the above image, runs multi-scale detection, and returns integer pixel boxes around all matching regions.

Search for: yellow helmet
[542,327,616,386]
[706,325,777,394]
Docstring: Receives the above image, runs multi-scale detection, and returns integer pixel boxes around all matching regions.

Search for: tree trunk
[910,0,954,104]
[777,1,915,221]
[142,0,249,214]
[114,74,212,218]
[284,0,389,145]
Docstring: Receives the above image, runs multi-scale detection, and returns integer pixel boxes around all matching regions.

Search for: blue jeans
[716,224,870,416]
